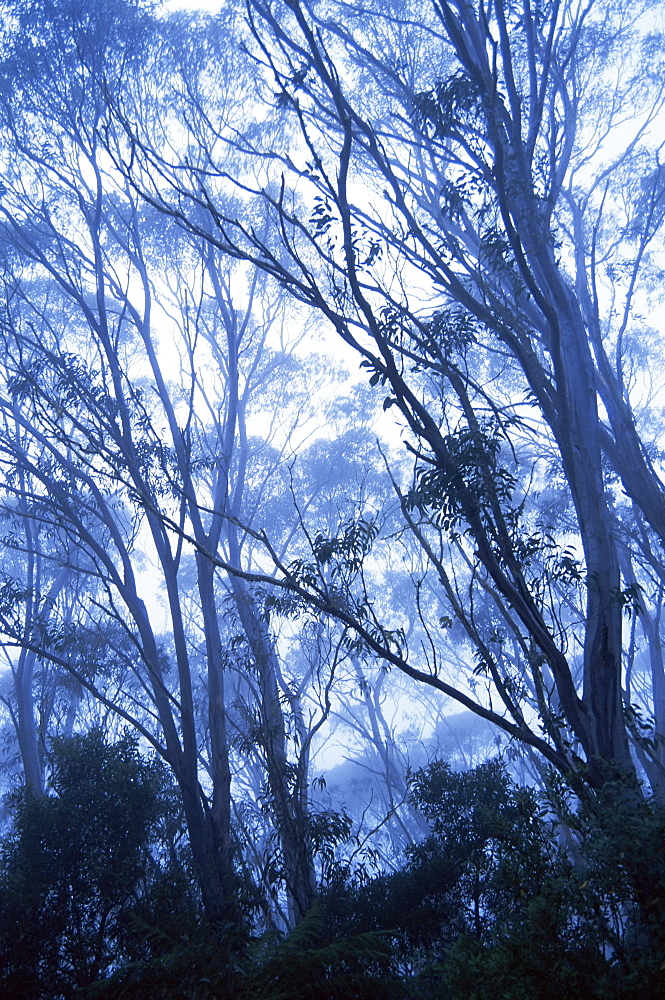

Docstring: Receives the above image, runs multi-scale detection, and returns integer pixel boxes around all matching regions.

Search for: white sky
[161,0,222,11]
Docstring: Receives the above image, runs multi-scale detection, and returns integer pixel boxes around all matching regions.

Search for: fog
[0,0,663,995]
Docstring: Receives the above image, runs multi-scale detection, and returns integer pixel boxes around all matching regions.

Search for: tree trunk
[230,574,316,925]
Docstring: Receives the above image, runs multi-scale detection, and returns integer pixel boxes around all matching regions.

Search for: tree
[125,0,665,797]
[0,463,104,794]
[325,758,665,999]
[0,0,342,926]
[0,730,194,999]
[3,0,665,949]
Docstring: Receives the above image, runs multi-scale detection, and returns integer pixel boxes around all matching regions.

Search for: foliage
[2,740,664,999]
[84,905,404,1000]
[203,0,665,796]
[0,730,198,999]
[0,0,664,988]
[324,760,665,999]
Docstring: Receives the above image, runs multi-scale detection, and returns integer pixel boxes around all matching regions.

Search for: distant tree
[0,469,105,794]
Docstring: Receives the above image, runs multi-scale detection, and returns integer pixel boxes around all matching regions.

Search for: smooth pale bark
[13,646,42,793]
[13,509,42,792]
[230,571,316,923]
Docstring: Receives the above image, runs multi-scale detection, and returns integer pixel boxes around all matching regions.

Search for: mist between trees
[0,0,664,995]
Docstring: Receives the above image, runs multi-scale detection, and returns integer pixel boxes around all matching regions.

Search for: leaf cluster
[0,730,198,999]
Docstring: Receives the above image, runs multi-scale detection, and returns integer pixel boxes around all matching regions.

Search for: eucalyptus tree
[122,0,665,799]
[0,479,78,794]
[0,0,350,927]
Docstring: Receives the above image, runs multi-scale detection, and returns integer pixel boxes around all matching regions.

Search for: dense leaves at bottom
[0,731,199,999]
[1,737,664,999]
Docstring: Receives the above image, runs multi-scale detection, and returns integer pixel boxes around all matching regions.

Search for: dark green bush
[324,759,665,999]
[0,730,198,999]
[4,746,664,1000]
